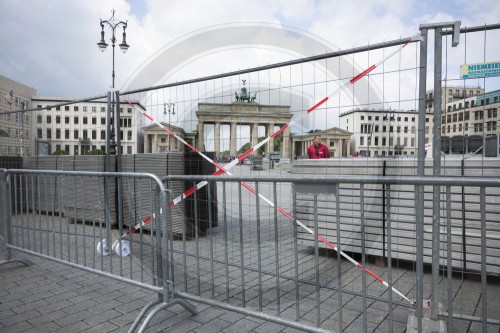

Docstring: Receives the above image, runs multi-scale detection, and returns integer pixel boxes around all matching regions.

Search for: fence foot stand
[128,296,197,333]
[407,303,446,333]
[0,258,33,268]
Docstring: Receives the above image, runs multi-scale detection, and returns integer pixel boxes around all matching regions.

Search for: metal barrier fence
[0,168,197,333]
[1,168,500,332]
[165,172,500,333]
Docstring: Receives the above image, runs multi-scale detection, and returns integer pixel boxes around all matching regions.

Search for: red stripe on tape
[307,96,329,113]
[350,65,376,84]
[238,148,254,161]
[270,125,289,138]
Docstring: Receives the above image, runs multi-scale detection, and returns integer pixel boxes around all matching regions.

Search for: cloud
[0,0,499,101]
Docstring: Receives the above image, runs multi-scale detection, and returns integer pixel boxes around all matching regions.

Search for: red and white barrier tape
[113,35,422,304]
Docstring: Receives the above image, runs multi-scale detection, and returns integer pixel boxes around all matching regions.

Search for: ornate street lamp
[97,9,129,157]
[164,103,175,151]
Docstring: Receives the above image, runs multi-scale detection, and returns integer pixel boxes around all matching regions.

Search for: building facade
[31,97,143,155]
[143,123,195,153]
[442,89,499,137]
[339,108,434,157]
[0,75,37,156]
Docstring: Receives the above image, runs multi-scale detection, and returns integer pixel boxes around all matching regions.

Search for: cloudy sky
[1,0,499,99]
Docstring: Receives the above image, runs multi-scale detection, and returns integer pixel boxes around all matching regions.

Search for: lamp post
[97,9,129,234]
[164,102,175,151]
[97,9,129,158]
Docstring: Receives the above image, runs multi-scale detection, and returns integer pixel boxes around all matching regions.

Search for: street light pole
[97,9,130,158]
[97,9,130,233]
[164,103,175,151]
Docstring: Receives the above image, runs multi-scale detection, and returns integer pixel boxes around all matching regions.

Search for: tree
[52,149,69,156]
[87,149,105,155]
[238,142,250,154]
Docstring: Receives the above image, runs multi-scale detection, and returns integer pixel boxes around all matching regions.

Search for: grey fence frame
[165,173,500,333]
[0,168,197,333]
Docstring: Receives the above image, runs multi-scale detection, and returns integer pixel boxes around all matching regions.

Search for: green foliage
[52,149,69,156]
[87,149,105,155]
[238,143,251,154]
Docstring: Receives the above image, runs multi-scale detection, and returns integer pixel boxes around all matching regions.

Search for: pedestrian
[307,135,331,159]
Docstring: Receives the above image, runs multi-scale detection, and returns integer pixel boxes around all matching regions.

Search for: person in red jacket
[307,135,331,159]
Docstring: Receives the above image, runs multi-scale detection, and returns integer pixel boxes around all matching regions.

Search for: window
[37,128,43,139]
[56,106,61,111]
[101,107,105,112]
[374,137,379,145]
[83,106,87,112]
[46,129,52,139]
[65,145,69,153]
[101,118,106,125]
[389,126,393,133]
[56,116,61,124]
[127,146,132,154]
[37,115,42,123]
[452,114,457,122]
[127,130,132,140]
[382,137,387,146]
[464,111,470,121]
[74,145,79,155]
[459,113,463,122]
[375,116,379,121]
[74,117,79,124]
[74,106,79,111]
[161,137,166,143]
[360,136,364,145]
[397,117,401,121]
[46,115,52,124]
[56,144,61,151]
[82,130,88,139]
[65,106,70,111]
[411,138,415,147]
[425,117,429,123]
[56,129,61,139]
[368,116,372,121]
[92,117,97,125]
[404,117,408,122]
[404,126,408,133]
[397,126,401,133]
[374,125,379,132]
[383,126,387,132]
[92,130,96,140]
[74,130,79,139]
[83,117,88,125]
[65,130,69,139]
[92,107,96,112]
[101,130,106,140]
[361,116,364,120]
[65,116,70,124]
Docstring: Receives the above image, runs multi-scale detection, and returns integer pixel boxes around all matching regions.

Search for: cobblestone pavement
[1,164,499,332]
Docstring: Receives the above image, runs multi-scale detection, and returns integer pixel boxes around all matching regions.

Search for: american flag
[4,89,13,105]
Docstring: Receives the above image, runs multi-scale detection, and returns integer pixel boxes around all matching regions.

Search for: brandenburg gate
[196,82,293,158]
